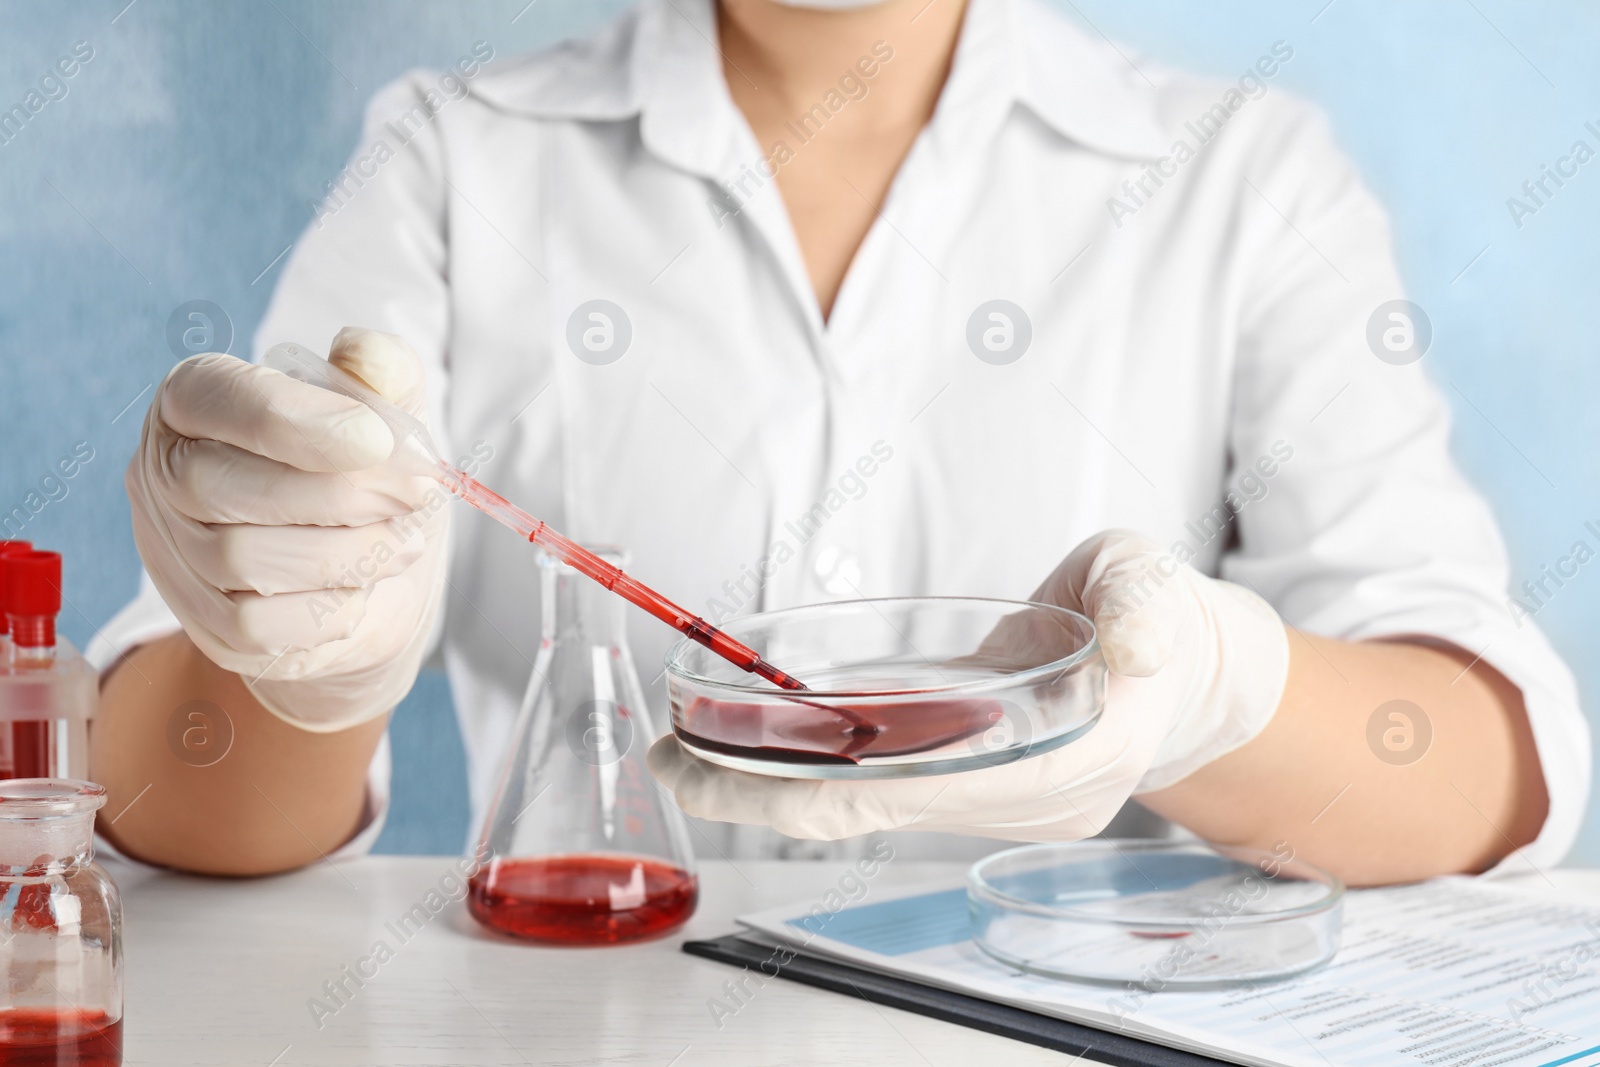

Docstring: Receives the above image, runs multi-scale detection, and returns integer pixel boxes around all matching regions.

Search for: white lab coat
[96,0,1588,868]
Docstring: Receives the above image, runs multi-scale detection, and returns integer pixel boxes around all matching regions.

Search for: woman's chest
[438,122,1243,612]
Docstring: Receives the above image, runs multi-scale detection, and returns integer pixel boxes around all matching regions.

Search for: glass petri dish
[968,841,1343,989]
[664,596,1104,779]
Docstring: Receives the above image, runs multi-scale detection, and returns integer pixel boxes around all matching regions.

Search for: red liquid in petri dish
[468,855,698,945]
[0,1009,121,1067]
[674,692,1003,765]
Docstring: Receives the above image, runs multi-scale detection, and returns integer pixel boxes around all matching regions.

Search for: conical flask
[468,546,699,944]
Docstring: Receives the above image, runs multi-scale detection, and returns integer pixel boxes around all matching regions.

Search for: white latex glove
[126,328,448,731]
[649,530,1290,840]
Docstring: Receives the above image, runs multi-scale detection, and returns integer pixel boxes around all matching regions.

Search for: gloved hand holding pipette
[648,530,1291,841]
[126,327,448,731]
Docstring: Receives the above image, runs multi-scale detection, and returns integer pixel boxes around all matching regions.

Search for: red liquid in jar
[6,722,51,780]
[468,855,698,945]
[674,692,1004,765]
[0,1010,121,1067]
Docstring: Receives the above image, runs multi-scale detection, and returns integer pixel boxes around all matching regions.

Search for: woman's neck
[716,0,970,318]
[717,0,968,135]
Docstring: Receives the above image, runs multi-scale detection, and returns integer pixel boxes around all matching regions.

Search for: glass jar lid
[0,778,107,818]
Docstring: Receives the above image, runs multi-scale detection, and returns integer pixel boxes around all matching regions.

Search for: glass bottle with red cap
[0,540,30,660]
[0,551,96,780]
[0,778,123,1065]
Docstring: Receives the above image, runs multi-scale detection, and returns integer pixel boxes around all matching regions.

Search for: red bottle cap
[0,541,33,637]
[2,550,61,618]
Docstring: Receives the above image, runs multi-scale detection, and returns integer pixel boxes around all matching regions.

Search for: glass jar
[0,779,122,1065]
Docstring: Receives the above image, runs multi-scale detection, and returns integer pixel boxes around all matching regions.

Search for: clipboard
[683,933,1235,1067]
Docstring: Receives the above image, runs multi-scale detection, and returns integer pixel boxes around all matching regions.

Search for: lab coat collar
[466,10,642,122]
[467,0,749,178]
[466,0,1171,170]
[1008,0,1171,159]
[630,0,748,178]
[926,0,1170,162]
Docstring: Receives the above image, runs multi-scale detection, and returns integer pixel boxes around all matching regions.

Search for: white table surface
[109,856,1600,1066]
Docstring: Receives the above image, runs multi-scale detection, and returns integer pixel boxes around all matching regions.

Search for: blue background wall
[3,1,1596,857]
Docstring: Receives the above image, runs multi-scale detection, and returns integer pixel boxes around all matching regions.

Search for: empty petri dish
[969,841,1343,988]
[664,597,1104,779]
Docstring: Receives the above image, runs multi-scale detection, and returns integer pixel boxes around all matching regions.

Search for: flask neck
[541,550,629,646]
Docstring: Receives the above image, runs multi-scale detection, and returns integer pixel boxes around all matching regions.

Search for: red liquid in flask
[468,855,698,945]
[0,1010,121,1067]
[675,692,1002,765]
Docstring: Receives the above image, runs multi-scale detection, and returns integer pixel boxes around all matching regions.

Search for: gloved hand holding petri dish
[649,531,1292,842]
[660,596,1107,777]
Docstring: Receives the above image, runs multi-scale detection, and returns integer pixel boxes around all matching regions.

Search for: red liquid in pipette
[0,1010,122,1067]
[441,469,807,691]
[467,855,698,945]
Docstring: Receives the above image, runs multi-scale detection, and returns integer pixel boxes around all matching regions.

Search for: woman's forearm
[1141,631,1548,887]
[91,631,386,876]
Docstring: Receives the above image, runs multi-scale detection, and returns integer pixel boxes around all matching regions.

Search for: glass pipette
[261,343,807,692]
